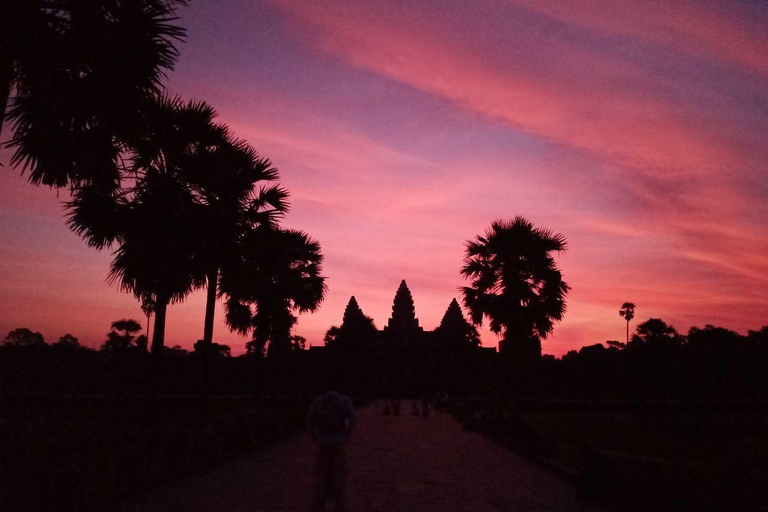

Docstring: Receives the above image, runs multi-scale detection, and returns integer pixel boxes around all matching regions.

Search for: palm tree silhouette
[140,292,156,341]
[107,169,203,355]
[2,1,186,188]
[68,96,223,356]
[181,129,288,352]
[619,302,636,344]
[461,217,570,358]
[221,226,326,358]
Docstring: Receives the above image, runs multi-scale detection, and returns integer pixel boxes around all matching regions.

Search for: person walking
[306,390,356,512]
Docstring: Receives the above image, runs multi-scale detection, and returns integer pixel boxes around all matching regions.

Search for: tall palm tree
[2,1,186,188]
[68,96,222,355]
[107,170,204,355]
[461,217,570,358]
[221,226,326,357]
[619,302,635,344]
[180,131,288,351]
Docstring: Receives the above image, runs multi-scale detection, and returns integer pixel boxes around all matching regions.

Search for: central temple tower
[383,280,423,338]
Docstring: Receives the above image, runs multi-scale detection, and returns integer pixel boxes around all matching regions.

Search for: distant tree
[244,339,265,357]
[434,298,480,349]
[630,318,681,347]
[2,328,45,347]
[606,340,626,351]
[323,326,342,346]
[135,334,149,352]
[166,344,190,357]
[619,302,636,344]
[747,326,768,348]
[222,227,326,358]
[193,340,230,358]
[461,217,570,359]
[140,293,156,340]
[54,333,81,348]
[687,325,742,351]
[746,326,768,369]
[101,319,143,352]
[290,335,307,351]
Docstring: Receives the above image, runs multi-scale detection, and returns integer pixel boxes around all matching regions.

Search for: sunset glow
[1,0,766,355]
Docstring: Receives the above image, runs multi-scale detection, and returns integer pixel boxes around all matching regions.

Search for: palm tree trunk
[202,267,218,346]
[0,52,13,139]
[151,295,168,357]
[626,320,629,344]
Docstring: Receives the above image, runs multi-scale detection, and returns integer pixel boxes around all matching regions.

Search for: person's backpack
[316,392,346,435]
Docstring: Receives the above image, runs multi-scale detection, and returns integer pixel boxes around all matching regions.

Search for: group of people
[379,398,430,417]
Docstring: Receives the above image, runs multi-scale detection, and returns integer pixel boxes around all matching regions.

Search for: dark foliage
[2,327,45,347]
[2,0,187,187]
[221,226,327,358]
[462,217,570,360]
[101,318,145,353]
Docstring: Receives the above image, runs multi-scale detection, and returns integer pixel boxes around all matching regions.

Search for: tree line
[2,1,326,359]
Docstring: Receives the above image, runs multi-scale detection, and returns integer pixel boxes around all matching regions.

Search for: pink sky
[1,0,767,356]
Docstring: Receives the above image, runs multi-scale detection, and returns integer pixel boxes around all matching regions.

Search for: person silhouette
[306,390,356,512]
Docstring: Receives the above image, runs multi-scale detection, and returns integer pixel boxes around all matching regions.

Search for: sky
[1,0,767,356]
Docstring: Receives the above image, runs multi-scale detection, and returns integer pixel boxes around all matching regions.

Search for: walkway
[115,404,599,511]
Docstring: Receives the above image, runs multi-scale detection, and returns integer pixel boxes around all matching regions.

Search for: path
[115,404,599,511]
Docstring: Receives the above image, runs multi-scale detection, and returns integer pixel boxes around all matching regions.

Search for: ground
[112,404,601,512]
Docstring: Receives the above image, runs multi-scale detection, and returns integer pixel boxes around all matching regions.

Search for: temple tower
[434,298,480,348]
[342,296,364,326]
[384,280,423,337]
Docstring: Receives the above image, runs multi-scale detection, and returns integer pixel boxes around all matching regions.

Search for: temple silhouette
[308,280,496,396]
[316,280,493,355]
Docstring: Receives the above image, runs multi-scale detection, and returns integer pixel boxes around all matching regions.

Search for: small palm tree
[461,217,570,358]
[102,318,143,352]
[221,226,326,357]
[619,302,636,344]
[140,292,156,340]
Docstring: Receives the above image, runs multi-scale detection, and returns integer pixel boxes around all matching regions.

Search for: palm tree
[68,96,222,356]
[221,226,327,358]
[2,0,186,189]
[107,169,204,355]
[102,318,143,352]
[141,292,156,340]
[619,302,635,344]
[461,217,570,358]
[180,129,288,352]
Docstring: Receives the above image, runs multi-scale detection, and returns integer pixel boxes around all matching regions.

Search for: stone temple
[316,279,493,354]
[311,279,495,397]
